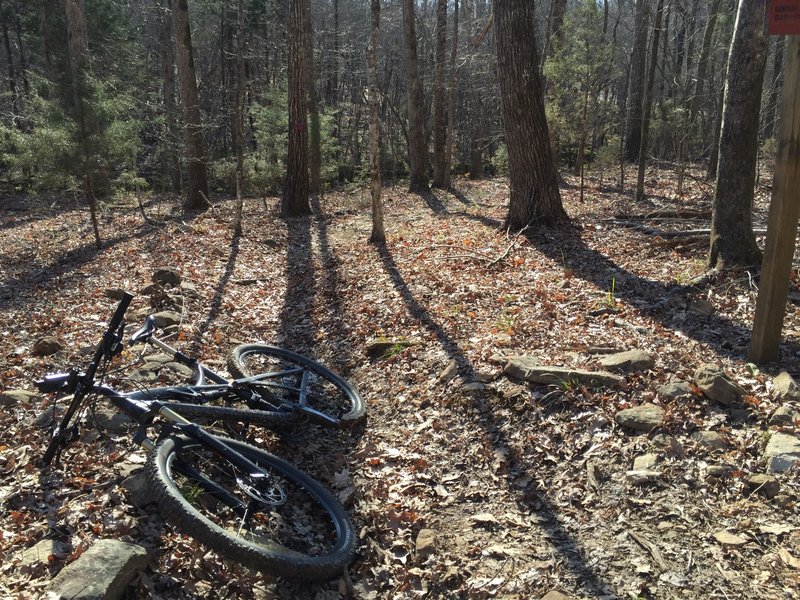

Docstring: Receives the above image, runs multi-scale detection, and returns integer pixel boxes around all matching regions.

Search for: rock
[152,267,181,287]
[770,405,799,427]
[689,298,715,316]
[18,538,63,567]
[597,350,655,373]
[626,469,660,484]
[415,529,437,560]
[541,591,572,600]
[774,494,793,508]
[180,281,199,297]
[151,311,181,328]
[121,471,156,508]
[773,371,800,403]
[706,465,731,478]
[747,474,780,499]
[0,389,40,407]
[691,431,728,451]
[713,531,748,547]
[32,336,64,356]
[104,288,128,301]
[461,381,486,392]
[764,432,800,473]
[92,406,134,432]
[615,404,665,432]
[657,380,694,400]
[365,337,418,360]
[633,453,659,471]
[438,360,458,384]
[650,434,685,458]
[694,364,745,406]
[504,356,624,388]
[45,539,149,600]
[34,406,64,428]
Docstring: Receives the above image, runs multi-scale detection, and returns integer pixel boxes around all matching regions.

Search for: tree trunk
[160,0,181,193]
[431,0,448,188]
[282,0,309,216]
[464,0,484,179]
[0,1,19,120]
[368,0,385,245]
[764,36,785,140]
[173,0,210,211]
[233,0,246,235]
[689,0,721,124]
[707,84,724,180]
[442,0,459,190]
[636,0,665,202]
[493,0,567,230]
[708,0,768,270]
[401,0,429,193]
[625,0,648,162]
[302,0,321,195]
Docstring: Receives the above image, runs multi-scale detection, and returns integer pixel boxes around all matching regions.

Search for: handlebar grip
[108,292,134,330]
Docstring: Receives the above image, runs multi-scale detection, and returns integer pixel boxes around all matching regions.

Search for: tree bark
[689,0,721,123]
[431,0,448,188]
[636,0,665,202]
[401,0,429,193]
[708,0,768,270]
[764,36,785,140]
[302,0,321,195]
[625,0,648,162]
[493,0,567,230]
[233,0,246,235]
[368,0,385,245]
[173,0,210,211]
[160,0,181,193]
[282,0,310,216]
[442,0,459,190]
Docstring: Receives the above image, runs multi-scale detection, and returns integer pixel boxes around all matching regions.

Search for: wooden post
[749,33,800,363]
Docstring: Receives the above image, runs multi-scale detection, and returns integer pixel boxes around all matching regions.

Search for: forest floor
[1,167,799,600]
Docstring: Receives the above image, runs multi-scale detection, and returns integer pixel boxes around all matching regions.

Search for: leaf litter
[0,171,799,598]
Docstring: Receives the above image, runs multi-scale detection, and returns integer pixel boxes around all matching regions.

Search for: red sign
[769,0,800,35]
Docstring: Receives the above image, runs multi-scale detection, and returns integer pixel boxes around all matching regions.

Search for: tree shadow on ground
[279,213,315,354]
[421,190,447,214]
[375,242,616,597]
[192,232,240,352]
[524,223,800,362]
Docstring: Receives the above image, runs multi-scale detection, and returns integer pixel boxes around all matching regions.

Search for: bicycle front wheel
[146,435,357,581]
[227,344,365,427]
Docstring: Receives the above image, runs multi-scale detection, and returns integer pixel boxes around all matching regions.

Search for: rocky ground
[1,170,799,599]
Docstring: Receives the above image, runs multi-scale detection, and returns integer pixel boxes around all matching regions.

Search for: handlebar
[109,292,134,332]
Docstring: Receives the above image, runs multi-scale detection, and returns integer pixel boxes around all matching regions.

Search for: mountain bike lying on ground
[34,292,360,581]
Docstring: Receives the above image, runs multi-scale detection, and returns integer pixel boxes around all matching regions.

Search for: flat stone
[45,539,149,600]
[438,360,458,383]
[626,469,660,484]
[151,311,181,328]
[713,531,748,547]
[0,389,40,407]
[747,474,780,499]
[461,381,486,392]
[692,431,728,451]
[34,406,64,428]
[415,529,437,560]
[773,371,800,403]
[597,350,655,373]
[770,406,799,427]
[615,403,665,432]
[633,453,660,471]
[121,471,157,508]
[18,538,63,567]
[706,465,731,478]
[541,592,572,600]
[657,381,694,400]
[32,336,64,356]
[650,434,685,458]
[504,356,623,388]
[104,288,128,301]
[92,406,134,432]
[694,364,745,406]
[764,432,800,473]
[152,267,181,287]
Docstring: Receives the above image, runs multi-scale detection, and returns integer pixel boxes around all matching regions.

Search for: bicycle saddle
[129,315,156,345]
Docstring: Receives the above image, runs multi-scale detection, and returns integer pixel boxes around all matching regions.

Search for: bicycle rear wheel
[227,344,365,427]
[146,434,357,581]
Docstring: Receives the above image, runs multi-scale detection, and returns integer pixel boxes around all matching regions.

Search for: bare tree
[368,0,385,244]
[401,0,429,193]
[173,0,210,211]
[431,0,448,188]
[233,0,245,235]
[708,0,768,270]
[282,0,310,216]
[493,0,567,230]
